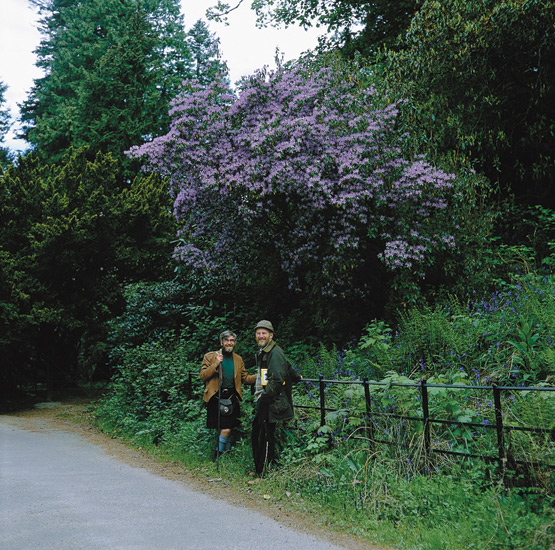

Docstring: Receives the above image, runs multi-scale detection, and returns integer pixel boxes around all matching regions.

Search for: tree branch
[206,0,246,23]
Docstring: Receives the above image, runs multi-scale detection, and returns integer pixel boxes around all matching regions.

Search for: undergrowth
[93,272,555,549]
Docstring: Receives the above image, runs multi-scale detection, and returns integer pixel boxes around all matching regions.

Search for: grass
[92,396,554,550]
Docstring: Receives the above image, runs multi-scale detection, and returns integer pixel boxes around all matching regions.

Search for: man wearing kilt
[200,330,256,455]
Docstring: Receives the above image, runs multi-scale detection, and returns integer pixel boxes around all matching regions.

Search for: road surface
[0,412,358,550]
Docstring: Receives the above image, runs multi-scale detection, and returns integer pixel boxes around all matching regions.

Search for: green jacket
[256,340,301,423]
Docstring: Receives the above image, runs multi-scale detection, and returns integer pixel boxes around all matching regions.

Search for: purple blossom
[127,61,460,294]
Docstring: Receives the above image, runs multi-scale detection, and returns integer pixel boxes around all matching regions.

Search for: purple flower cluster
[128,62,459,293]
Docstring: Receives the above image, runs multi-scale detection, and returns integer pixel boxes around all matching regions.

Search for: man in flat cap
[251,320,302,475]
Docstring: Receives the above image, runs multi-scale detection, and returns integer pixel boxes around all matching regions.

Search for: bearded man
[251,320,302,475]
[200,330,256,455]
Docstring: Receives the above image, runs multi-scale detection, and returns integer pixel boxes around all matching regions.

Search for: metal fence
[295,376,555,471]
[186,370,555,471]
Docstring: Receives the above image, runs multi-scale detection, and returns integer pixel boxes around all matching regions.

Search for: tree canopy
[3,0,552,397]
[20,0,226,170]
[1,1,230,396]
[385,0,555,207]
[0,148,176,396]
[209,0,418,56]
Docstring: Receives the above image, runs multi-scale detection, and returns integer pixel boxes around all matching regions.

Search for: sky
[0,0,323,151]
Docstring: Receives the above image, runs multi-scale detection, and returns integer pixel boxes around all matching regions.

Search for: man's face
[221,335,236,353]
[255,328,273,348]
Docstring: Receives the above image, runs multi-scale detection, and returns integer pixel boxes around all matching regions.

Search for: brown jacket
[199,351,256,403]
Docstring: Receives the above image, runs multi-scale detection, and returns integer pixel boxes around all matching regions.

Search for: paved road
[0,415,351,550]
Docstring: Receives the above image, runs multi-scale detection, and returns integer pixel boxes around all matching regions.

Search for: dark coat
[256,341,301,423]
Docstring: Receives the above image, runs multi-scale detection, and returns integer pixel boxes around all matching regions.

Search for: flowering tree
[128,60,459,300]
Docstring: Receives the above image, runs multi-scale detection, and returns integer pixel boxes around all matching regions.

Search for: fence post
[363,377,374,445]
[319,374,326,427]
[492,384,506,472]
[420,379,431,456]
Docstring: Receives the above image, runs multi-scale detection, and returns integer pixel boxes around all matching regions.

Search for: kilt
[206,388,240,429]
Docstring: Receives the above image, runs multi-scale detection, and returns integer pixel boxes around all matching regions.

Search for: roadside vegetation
[1,1,554,549]
[93,270,555,550]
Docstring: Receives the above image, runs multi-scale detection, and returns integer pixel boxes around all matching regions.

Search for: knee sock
[218,435,229,452]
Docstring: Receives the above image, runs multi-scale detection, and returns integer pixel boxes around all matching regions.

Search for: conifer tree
[0,148,177,395]
[21,0,226,169]
[0,81,12,168]
[186,19,228,85]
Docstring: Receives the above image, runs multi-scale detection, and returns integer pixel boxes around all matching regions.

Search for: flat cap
[254,319,274,333]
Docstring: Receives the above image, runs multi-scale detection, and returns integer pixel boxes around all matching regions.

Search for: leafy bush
[107,279,243,368]
[341,273,555,386]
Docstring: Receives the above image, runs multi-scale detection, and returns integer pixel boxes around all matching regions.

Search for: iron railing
[187,370,554,470]
[296,376,555,471]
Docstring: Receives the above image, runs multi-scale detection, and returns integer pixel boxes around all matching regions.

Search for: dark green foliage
[337,273,555,386]
[0,149,176,397]
[21,0,226,173]
[186,19,228,85]
[106,279,256,366]
[385,0,555,207]
[95,336,228,458]
[102,341,197,426]
[492,203,555,275]
[0,81,11,134]
[0,81,12,169]
[109,282,190,351]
